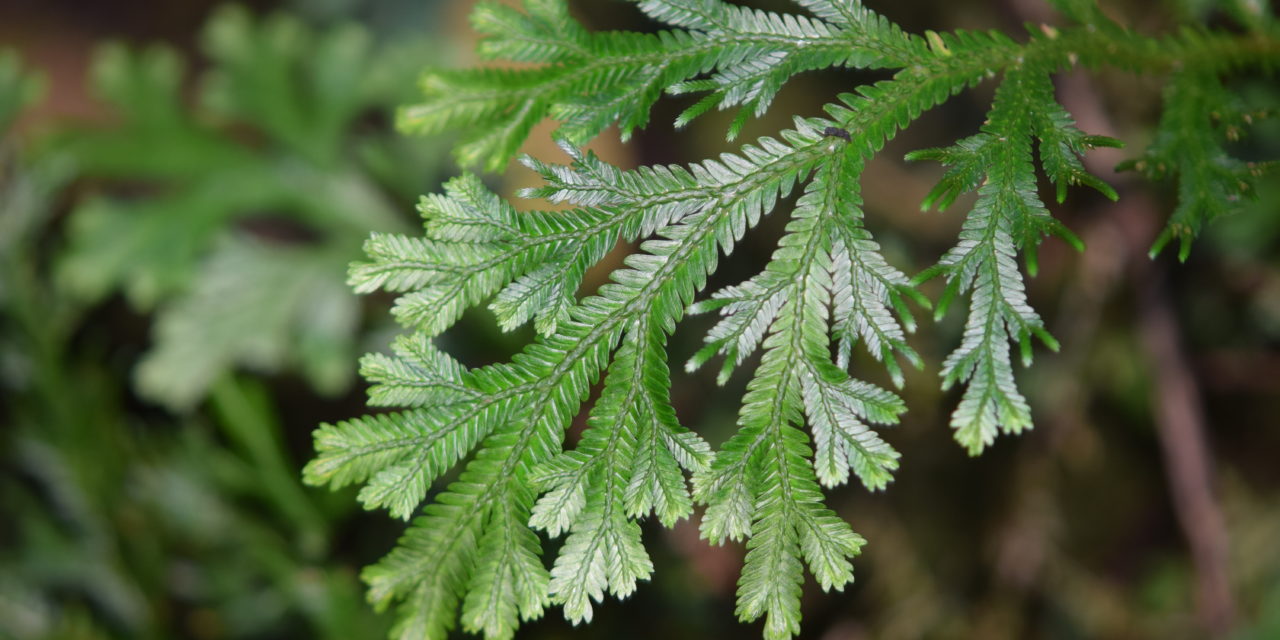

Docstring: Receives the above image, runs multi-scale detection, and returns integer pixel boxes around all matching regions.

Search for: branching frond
[909,65,1115,453]
[1121,68,1270,261]
[327,115,844,638]
[309,2,1280,639]
[398,0,928,169]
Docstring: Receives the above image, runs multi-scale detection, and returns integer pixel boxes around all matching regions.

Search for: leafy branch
[306,1,1280,639]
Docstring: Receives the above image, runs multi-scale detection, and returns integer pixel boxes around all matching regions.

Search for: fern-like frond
[690,149,914,636]
[696,237,869,639]
[333,117,840,638]
[909,66,1115,453]
[648,0,925,137]
[399,0,927,169]
[360,332,480,408]
[54,6,424,410]
[332,48,988,638]
[529,314,710,623]
[311,3,1280,639]
[690,148,910,495]
[351,173,619,336]
[200,6,378,161]
[1122,68,1267,260]
[686,272,791,384]
[304,399,506,521]
[818,138,927,386]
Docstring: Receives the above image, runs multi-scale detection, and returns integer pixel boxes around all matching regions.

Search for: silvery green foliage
[306,1,1279,638]
[55,6,439,410]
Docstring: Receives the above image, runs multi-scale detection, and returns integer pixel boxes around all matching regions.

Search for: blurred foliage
[54,5,444,410]
[0,50,45,131]
[1,4,450,639]
[311,0,1280,638]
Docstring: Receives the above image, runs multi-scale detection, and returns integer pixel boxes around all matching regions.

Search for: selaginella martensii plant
[302,1,1279,638]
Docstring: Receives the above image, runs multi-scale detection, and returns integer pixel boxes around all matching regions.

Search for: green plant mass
[1,8,445,639]
[300,1,1280,639]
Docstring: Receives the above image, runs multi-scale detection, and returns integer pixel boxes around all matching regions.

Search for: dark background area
[2,1,1279,639]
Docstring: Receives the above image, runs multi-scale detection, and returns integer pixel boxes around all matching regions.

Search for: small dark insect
[822,126,851,142]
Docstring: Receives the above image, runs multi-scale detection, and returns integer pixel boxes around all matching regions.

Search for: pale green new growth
[305,1,1280,639]
[54,7,432,410]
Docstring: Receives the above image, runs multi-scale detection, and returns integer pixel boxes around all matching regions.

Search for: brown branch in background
[999,0,1239,628]
[1138,276,1236,635]
[1056,71,1238,635]
[1002,0,1238,627]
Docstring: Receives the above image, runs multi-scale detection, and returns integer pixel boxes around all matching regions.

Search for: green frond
[694,421,762,544]
[689,150,910,502]
[827,224,926,383]
[361,49,980,636]
[928,166,1045,450]
[55,8,419,416]
[1123,69,1265,261]
[400,0,930,169]
[363,469,548,640]
[303,398,508,520]
[200,5,380,160]
[910,65,1121,453]
[686,273,791,383]
[905,134,993,212]
[800,360,903,490]
[548,490,653,624]
[308,3,1280,638]
[735,487,805,640]
[643,0,924,137]
[460,491,550,639]
[733,420,865,639]
[691,151,909,636]
[1029,78,1123,205]
[622,320,713,525]
[817,144,925,384]
[716,343,865,640]
[350,174,620,336]
[361,332,479,408]
[363,421,556,640]
[531,332,653,621]
[529,315,712,622]
[471,0,588,64]
[345,113,835,635]
[788,0,875,27]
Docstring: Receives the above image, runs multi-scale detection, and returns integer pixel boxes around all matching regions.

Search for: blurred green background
[1,1,1278,639]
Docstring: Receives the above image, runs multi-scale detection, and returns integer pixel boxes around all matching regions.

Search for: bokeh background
[2,1,1278,639]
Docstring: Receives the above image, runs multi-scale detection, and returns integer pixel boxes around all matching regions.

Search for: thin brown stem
[1045,51,1237,636]
[1138,276,1236,636]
